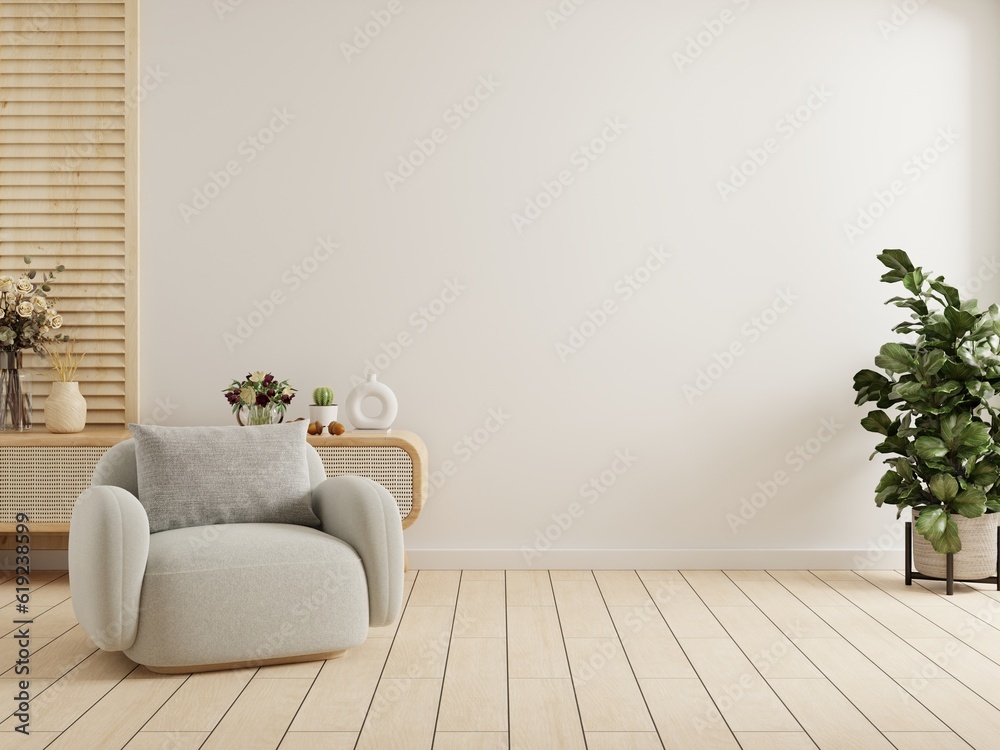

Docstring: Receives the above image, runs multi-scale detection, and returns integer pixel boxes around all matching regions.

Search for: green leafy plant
[853,250,1000,554]
[312,386,334,406]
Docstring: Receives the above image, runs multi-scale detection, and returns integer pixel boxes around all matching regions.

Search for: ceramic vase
[345,373,397,430]
[44,381,87,433]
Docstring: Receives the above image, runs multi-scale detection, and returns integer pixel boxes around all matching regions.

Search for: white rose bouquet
[0,256,69,354]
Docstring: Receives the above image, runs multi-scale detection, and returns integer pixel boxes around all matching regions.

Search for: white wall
[139,0,1000,568]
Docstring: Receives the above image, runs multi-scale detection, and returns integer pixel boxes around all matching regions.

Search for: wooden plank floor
[0,569,997,748]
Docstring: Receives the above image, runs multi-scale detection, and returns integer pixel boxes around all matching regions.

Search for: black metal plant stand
[905,521,1000,596]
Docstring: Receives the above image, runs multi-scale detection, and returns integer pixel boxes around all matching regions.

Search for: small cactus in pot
[313,386,335,406]
[308,386,338,434]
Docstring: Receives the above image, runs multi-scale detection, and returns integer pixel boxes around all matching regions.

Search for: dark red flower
[255,393,270,407]
[263,374,274,385]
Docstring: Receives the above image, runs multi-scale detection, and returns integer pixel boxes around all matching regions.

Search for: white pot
[913,511,1000,580]
[45,381,87,434]
[309,404,338,429]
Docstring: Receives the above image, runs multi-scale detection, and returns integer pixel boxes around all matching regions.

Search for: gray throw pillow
[128,422,320,533]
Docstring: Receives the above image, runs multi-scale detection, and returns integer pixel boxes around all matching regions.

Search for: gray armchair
[68,439,404,673]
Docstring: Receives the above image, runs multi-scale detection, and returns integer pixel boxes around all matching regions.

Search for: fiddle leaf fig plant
[853,249,1000,554]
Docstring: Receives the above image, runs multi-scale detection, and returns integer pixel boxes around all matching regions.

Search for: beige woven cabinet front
[0,427,428,551]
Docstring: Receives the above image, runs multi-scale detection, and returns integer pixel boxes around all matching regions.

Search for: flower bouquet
[0,257,69,430]
[223,371,295,425]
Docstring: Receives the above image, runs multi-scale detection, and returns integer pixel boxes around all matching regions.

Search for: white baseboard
[405,548,904,570]
[3,548,905,571]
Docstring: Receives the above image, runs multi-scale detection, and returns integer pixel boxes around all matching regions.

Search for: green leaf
[914,436,949,461]
[929,474,959,502]
[959,421,991,450]
[929,279,961,308]
[940,414,969,448]
[902,269,925,294]
[952,488,987,518]
[915,508,962,554]
[41,284,50,292]
[932,380,961,396]
[875,436,910,455]
[919,349,947,378]
[937,516,962,554]
[892,381,926,401]
[861,410,893,435]
[944,306,977,336]
[877,249,914,283]
[915,506,947,537]
[875,343,914,374]
[26,270,35,279]
[925,318,955,341]
[887,296,929,316]
[875,470,903,506]
[940,360,977,380]
[894,457,914,480]
[852,369,891,405]
[969,461,999,486]
[22,255,31,264]
[875,470,902,492]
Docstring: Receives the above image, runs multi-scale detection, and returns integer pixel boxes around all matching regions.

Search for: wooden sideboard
[0,426,428,551]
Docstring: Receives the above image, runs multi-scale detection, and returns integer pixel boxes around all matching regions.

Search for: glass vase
[0,350,32,431]
[236,404,284,426]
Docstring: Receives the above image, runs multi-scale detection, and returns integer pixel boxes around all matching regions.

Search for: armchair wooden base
[145,649,347,674]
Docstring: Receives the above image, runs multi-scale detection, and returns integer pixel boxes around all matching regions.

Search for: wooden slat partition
[0,0,137,426]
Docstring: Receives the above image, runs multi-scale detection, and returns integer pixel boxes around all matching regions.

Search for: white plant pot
[309,404,339,429]
[912,511,1000,580]
[44,381,87,434]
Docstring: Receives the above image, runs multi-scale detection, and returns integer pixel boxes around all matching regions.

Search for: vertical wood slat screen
[0,0,137,426]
